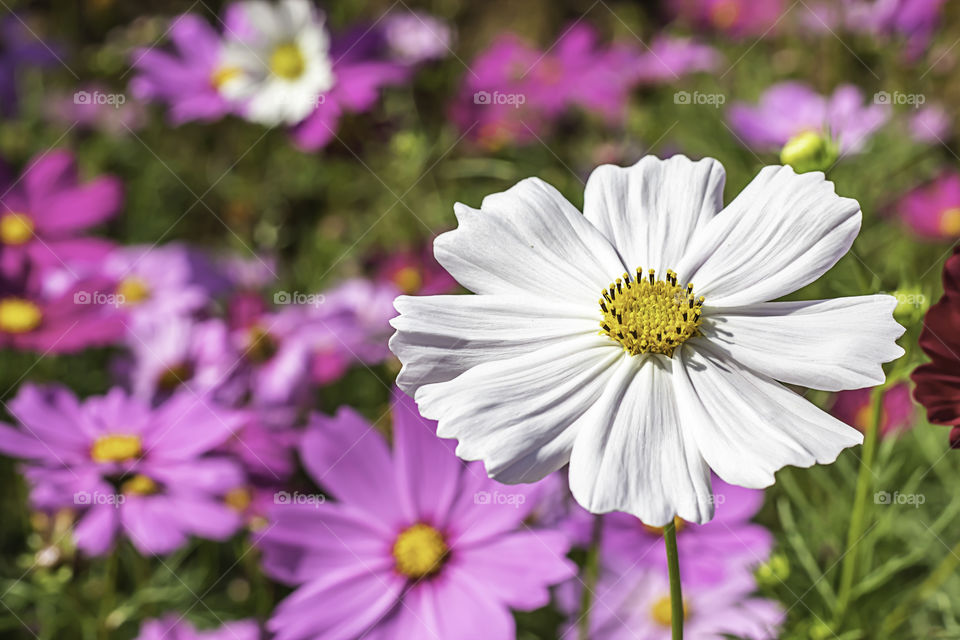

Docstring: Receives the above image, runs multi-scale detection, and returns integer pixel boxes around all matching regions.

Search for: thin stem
[836,384,885,620]
[578,514,604,640]
[664,520,684,640]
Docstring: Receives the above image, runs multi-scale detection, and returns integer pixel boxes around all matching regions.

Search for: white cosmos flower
[218,0,334,126]
[389,155,905,526]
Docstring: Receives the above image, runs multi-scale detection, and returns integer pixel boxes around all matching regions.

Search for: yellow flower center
[0,213,34,245]
[121,474,157,495]
[392,523,449,578]
[90,434,142,463]
[599,268,704,357]
[225,487,252,512]
[650,595,689,627]
[0,298,42,334]
[211,65,243,89]
[393,266,423,294]
[642,516,687,536]
[939,207,960,236]
[117,277,151,304]
[270,42,305,80]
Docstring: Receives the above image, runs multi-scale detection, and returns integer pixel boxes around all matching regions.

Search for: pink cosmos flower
[0,149,122,278]
[895,172,960,239]
[728,82,890,154]
[909,104,951,143]
[373,244,458,295]
[0,384,246,555]
[562,564,784,639]
[831,382,915,437]
[381,10,453,64]
[0,273,124,353]
[258,392,575,640]
[565,477,772,584]
[668,0,788,38]
[135,615,260,640]
[130,13,237,124]
[121,316,241,404]
[630,35,722,84]
[452,24,644,148]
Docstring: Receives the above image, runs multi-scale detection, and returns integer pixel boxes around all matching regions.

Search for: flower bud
[780,130,838,173]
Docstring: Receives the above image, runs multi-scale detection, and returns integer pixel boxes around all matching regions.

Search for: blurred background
[0,0,959,638]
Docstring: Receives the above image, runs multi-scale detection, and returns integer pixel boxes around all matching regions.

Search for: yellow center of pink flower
[599,268,704,357]
[393,266,423,294]
[710,0,741,29]
[0,298,42,334]
[939,207,960,236]
[121,474,157,495]
[117,277,150,304]
[650,595,689,627]
[0,213,34,245]
[270,42,306,80]
[392,523,449,578]
[90,434,142,463]
[225,487,252,512]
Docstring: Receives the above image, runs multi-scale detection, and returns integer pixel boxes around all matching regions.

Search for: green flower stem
[578,514,604,640]
[836,384,885,620]
[664,520,684,640]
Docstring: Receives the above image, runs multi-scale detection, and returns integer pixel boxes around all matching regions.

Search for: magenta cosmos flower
[381,10,452,64]
[136,616,259,640]
[452,24,645,149]
[0,149,122,277]
[896,172,960,240]
[831,382,915,438]
[565,477,771,584]
[562,564,784,639]
[374,244,458,295]
[130,13,238,124]
[0,384,246,555]
[729,82,890,155]
[259,392,575,640]
[0,273,124,353]
[669,0,787,38]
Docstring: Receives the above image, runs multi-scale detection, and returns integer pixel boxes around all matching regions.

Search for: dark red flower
[912,246,960,448]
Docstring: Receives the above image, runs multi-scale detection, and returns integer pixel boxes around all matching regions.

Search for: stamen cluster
[599,268,704,357]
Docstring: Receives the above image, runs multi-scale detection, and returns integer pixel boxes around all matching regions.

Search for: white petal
[700,295,904,392]
[390,294,599,395]
[677,165,861,306]
[583,155,726,273]
[435,178,626,301]
[674,345,863,489]
[414,334,623,484]
[568,356,714,526]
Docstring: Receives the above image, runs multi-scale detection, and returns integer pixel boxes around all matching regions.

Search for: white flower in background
[390,155,904,526]
[219,0,334,126]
